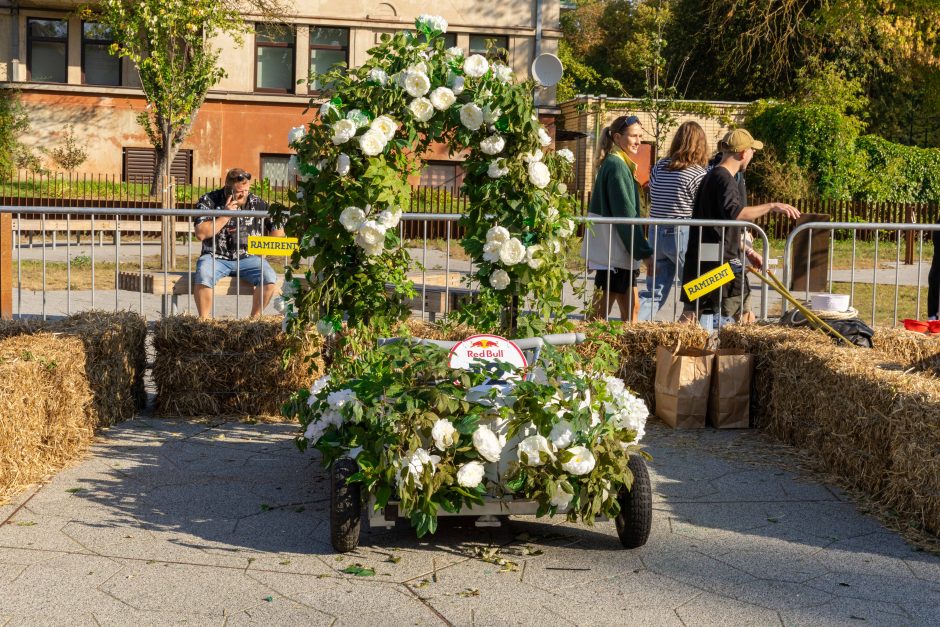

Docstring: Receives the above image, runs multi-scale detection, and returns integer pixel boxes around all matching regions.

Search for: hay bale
[577,322,709,407]
[0,334,94,504]
[873,327,940,376]
[718,323,823,428]
[765,339,940,535]
[152,316,323,417]
[0,311,147,426]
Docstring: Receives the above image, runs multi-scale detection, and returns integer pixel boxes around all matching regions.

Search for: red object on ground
[928,320,940,334]
[903,319,929,333]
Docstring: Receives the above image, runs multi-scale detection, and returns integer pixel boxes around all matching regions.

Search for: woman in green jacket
[582,114,653,321]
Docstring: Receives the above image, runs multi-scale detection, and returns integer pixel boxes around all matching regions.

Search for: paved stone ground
[1,418,937,626]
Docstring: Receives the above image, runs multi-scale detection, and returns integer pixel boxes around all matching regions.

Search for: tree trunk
[156,143,179,270]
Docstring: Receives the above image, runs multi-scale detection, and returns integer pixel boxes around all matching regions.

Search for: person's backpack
[779,309,874,348]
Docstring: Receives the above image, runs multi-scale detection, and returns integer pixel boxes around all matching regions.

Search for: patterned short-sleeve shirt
[194,189,272,260]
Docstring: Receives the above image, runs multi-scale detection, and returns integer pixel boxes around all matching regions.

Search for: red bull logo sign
[448,334,527,370]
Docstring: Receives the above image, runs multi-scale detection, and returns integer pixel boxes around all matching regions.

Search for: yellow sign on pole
[247,236,298,256]
[683,262,736,301]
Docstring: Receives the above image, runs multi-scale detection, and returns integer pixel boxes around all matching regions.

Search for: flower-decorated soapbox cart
[300,332,653,553]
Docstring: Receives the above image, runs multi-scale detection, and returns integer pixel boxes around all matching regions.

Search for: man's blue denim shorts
[194,255,277,288]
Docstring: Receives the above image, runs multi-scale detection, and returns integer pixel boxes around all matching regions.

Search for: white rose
[557,182,568,194]
[518,434,554,466]
[355,220,387,251]
[489,269,510,290]
[482,105,502,125]
[557,218,575,238]
[319,101,339,119]
[472,425,503,463]
[445,46,464,61]
[459,103,484,130]
[549,420,574,449]
[523,149,543,163]
[399,448,441,489]
[409,61,429,75]
[339,206,366,232]
[525,244,543,269]
[562,445,596,476]
[431,418,458,451]
[288,126,305,146]
[480,134,505,155]
[528,161,551,188]
[486,225,510,244]
[367,68,388,85]
[377,207,401,229]
[409,97,435,123]
[358,129,387,156]
[335,153,350,176]
[463,54,490,78]
[487,159,509,179]
[499,237,526,266]
[370,115,397,141]
[331,119,357,145]
[456,461,485,488]
[482,240,503,263]
[417,14,448,33]
[346,109,370,128]
[550,481,574,510]
[327,388,356,410]
[492,63,513,83]
[557,148,575,163]
[404,71,431,98]
[538,127,552,147]
[429,87,456,111]
[309,375,331,396]
[449,74,465,95]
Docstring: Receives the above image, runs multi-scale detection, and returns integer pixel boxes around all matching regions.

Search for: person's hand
[225,193,238,210]
[773,202,800,219]
[745,248,763,269]
[643,256,654,276]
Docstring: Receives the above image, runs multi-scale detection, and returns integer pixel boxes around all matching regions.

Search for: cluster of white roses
[304,376,358,443]
[601,375,650,442]
[416,14,448,33]
[329,111,398,157]
[338,204,402,256]
[482,225,543,291]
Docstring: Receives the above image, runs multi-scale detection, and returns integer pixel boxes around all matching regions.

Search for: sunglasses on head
[615,115,640,133]
[232,172,252,182]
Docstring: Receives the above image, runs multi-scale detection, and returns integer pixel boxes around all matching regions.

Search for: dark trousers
[929,229,940,318]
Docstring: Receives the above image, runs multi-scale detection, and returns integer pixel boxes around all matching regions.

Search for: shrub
[855,135,940,204]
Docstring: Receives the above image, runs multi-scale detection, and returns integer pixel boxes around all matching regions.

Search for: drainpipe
[534,0,543,57]
[2,1,19,82]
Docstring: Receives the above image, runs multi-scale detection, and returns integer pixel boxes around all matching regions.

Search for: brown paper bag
[654,344,714,429]
[707,349,754,429]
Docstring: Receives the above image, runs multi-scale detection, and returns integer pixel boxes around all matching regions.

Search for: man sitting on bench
[193,168,284,319]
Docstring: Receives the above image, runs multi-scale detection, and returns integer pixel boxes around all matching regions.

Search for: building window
[255,24,295,93]
[260,154,298,187]
[122,147,193,184]
[419,161,464,194]
[82,22,121,86]
[27,18,68,83]
[469,35,509,62]
[418,32,457,48]
[309,27,349,92]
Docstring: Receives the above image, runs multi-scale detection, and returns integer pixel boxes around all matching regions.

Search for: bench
[12,219,191,248]
[403,285,477,322]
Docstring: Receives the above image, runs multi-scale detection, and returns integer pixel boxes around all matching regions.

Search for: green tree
[92,1,288,194]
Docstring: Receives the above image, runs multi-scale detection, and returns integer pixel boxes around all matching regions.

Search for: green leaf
[341,564,376,577]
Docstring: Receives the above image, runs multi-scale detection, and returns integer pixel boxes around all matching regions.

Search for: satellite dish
[531,53,564,87]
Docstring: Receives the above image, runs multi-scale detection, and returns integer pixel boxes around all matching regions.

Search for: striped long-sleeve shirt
[648,158,707,220]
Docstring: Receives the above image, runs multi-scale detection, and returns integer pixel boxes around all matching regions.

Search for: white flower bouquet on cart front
[292,340,649,537]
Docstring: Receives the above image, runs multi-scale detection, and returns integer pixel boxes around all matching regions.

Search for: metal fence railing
[2,206,935,328]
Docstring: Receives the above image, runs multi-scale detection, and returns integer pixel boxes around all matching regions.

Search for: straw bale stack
[0,334,94,504]
[873,327,940,376]
[576,322,709,406]
[152,316,323,417]
[765,339,940,535]
[0,311,146,426]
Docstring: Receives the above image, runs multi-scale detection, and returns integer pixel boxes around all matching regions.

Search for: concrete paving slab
[779,596,923,627]
[0,553,128,615]
[675,592,782,626]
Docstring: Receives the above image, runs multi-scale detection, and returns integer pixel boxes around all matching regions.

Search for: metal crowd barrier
[783,221,940,327]
[6,206,933,327]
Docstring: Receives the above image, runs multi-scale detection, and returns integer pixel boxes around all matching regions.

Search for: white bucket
[812,293,850,312]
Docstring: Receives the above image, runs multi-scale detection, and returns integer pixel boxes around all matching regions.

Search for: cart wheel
[615,455,652,549]
[330,458,362,553]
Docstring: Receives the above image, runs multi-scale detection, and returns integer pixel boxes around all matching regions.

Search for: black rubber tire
[615,455,652,549]
[330,458,362,553]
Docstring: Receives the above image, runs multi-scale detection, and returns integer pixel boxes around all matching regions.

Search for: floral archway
[274,15,579,340]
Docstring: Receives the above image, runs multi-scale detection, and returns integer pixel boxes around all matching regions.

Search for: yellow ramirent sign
[247,236,299,256]
[683,262,735,300]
